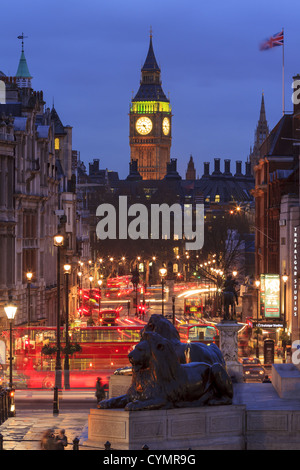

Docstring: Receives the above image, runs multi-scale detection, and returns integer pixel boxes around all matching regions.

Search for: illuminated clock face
[162,117,170,135]
[136,116,153,135]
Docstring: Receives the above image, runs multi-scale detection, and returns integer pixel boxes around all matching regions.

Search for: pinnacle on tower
[255,92,269,148]
[249,92,269,174]
[132,33,168,103]
[141,29,160,72]
[16,33,32,88]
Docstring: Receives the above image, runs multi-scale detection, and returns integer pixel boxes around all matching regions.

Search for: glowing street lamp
[98,279,103,321]
[26,271,33,334]
[89,276,94,322]
[255,279,260,358]
[53,233,64,247]
[53,233,64,390]
[4,297,17,411]
[63,263,71,389]
[159,267,167,316]
[282,272,288,363]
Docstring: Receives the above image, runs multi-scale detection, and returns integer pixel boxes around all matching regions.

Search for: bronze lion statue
[98,331,233,411]
[141,314,225,366]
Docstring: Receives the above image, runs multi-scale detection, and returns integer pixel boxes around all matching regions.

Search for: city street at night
[1,0,300,454]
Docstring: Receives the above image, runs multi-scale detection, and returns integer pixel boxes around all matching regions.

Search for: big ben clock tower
[129,32,172,180]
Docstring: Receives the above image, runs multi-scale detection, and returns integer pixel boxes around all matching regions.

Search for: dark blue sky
[1,0,299,178]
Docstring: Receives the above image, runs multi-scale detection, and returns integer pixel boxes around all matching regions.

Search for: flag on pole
[259,30,284,50]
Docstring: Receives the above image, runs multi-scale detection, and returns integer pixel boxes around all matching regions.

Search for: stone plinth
[84,384,300,450]
[217,321,244,382]
[86,405,245,450]
[272,363,300,399]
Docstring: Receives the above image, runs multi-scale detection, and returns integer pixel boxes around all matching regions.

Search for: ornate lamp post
[4,298,17,389]
[26,271,33,339]
[53,233,64,389]
[77,271,82,316]
[4,297,17,417]
[63,263,71,389]
[255,279,260,358]
[89,276,94,324]
[159,267,167,316]
[97,279,103,322]
[282,272,288,363]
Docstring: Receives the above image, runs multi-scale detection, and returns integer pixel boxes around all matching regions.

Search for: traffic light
[8,388,15,417]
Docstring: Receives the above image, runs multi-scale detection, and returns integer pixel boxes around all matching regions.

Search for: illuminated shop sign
[262,274,280,319]
[260,274,265,316]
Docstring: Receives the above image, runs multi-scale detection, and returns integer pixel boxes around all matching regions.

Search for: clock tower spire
[129,32,172,180]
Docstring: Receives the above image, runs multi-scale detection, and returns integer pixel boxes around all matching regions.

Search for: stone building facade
[0,43,82,327]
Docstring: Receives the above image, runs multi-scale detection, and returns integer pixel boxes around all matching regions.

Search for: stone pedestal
[272,364,300,399]
[109,374,132,398]
[217,321,244,383]
[86,405,245,450]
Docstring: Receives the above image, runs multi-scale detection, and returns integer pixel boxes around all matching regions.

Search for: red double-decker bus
[1,319,220,390]
[178,323,219,346]
[1,324,144,390]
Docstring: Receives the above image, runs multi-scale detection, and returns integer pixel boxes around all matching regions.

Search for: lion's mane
[127,332,182,404]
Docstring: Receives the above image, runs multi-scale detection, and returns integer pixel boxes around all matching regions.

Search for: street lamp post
[77,271,82,315]
[255,280,260,359]
[282,272,288,363]
[63,263,71,390]
[89,276,94,325]
[98,279,102,322]
[159,267,167,316]
[26,271,33,339]
[4,297,17,417]
[53,233,64,390]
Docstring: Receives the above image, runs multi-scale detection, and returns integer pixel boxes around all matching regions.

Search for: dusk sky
[1,0,299,179]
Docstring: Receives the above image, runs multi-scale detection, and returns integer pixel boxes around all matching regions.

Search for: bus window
[184,298,203,318]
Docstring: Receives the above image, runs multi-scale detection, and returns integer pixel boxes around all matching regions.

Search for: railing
[0,436,153,450]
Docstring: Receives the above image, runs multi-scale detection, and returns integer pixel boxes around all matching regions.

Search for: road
[15,390,96,412]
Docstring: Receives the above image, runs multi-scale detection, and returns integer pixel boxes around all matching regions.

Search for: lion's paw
[97,399,109,409]
[125,401,142,411]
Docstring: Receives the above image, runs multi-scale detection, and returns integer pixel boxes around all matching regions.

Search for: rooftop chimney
[224,159,231,175]
[203,162,210,176]
[235,160,242,176]
[245,161,251,176]
[212,158,221,175]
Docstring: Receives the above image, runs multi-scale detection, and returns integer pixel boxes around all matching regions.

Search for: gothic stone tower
[249,93,269,175]
[129,33,172,180]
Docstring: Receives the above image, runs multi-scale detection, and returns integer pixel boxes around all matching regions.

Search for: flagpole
[282,27,285,115]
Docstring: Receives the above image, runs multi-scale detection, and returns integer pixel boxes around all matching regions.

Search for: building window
[215,195,220,203]
[0,80,6,104]
[55,138,60,150]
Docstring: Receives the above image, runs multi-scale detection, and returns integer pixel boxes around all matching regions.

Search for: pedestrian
[56,429,68,450]
[41,429,57,450]
[95,377,105,404]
